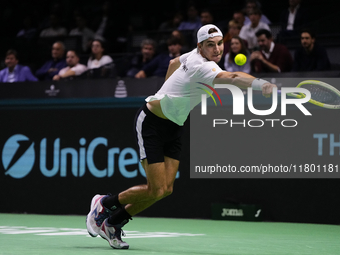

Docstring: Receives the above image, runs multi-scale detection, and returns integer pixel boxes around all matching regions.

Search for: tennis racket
[280,80,340,109]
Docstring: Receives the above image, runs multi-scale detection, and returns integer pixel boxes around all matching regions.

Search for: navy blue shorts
[134,103,183,164]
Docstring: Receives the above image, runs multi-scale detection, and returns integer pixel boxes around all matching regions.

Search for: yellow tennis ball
[234,53,247,66]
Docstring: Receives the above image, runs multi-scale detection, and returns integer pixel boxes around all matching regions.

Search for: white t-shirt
[87,55,113,69]
[145,48,223,126]
[59,63,87,76]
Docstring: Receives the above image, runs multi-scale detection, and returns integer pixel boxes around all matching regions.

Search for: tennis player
[86,24,277,249]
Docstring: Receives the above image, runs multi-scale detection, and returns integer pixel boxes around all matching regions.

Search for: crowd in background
[0,0,337,83]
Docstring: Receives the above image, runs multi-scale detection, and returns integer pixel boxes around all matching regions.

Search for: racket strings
[300,84,340,105]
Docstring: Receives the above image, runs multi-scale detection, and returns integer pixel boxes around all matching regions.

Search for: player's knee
[148,187,166,201]
[164,185,173,197]
[148,185,172,200]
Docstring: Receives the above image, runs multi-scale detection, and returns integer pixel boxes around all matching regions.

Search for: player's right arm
[165,57,181,81]
[213,71,276,98]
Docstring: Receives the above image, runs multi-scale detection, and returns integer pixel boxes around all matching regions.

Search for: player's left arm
[213,71,277,98]
[165,57,181,81]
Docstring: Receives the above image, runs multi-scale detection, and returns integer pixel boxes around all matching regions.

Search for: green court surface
[0,213,339,255]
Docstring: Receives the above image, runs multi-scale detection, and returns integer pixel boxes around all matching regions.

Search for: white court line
[0,226,205,238]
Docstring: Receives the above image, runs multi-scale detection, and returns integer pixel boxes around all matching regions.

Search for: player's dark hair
[198,27,220,50]
[208,28,218,34]
[228,36,248,64]
[255,29,272,39]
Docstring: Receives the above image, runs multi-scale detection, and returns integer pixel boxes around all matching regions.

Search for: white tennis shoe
[86,194,114,237]
[99,219,129,249]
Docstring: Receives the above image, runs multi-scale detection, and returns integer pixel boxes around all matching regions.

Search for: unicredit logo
[2,134,35,179]
[1,134,180,179]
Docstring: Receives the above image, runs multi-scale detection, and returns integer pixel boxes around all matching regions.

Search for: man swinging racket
[86,24,277,249]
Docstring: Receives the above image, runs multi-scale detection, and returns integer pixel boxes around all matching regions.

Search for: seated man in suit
[0,49,38,82]
[35,41,67,80]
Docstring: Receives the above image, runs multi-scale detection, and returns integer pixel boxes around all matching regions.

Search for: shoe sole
[86,194,102,237]
[99,232,129,249]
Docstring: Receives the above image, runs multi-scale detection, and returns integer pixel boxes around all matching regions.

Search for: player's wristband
[251,78,269,91]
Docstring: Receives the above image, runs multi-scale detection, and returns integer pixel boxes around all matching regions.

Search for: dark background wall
[1,0,339,49]
[1,78,340,224]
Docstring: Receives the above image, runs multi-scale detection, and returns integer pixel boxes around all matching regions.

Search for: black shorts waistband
[142,103,177,125]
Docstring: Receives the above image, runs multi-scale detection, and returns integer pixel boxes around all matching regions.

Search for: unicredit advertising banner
[0,106,186,217]
[1,109,146,179]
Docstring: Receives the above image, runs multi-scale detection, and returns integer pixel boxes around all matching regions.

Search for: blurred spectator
[16,16,37,40]
[135,36,182,79]
[177,4,201,31]
[87,39,113,69]
[69,16,95,52]
[35,41,67,80]
[53,50,87,80]
[244,0,271,25]
[292,29,331,71]
[233,10,246,27]
[125,39,157,78]
[239,8,270,51]
[216,10,245,36]
[224,36,251,73]
[223,20,247,54]
[91,1,116,49]
[279,0,309,37]
[0,49,38,82]
[37,2,64,32]
[171,30,190,53]
[250,29,293,73]
[200,9,214,26]
[159,12,183,31]
[39,14,67,37]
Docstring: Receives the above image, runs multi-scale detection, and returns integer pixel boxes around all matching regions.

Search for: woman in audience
[87,39,113,69]
[224,36,251,73]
